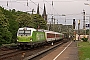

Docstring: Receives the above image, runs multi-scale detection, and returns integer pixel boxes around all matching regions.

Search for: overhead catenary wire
[3,0,32,11]
[15,0,32,11]
[44,0,60,16]
[43,0,83,22]
[1,0,88,15]
[29,0,50,14]
[43,0,89,26]
[43,0,63,23]
[44,0,85,16]
[1,0,88,20]
[0,0,51,15]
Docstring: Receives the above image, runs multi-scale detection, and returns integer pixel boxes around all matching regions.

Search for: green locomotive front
[17,27,46,49]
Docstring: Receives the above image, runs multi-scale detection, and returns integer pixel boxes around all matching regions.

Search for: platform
[40,41,79,60]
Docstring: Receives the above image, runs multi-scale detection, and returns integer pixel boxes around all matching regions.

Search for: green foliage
[78,42,90,60]
[0,28,12,44]
[16,13,34,28]
[31,14,47,29]
[0,10,12,45]
[1,8,19,43]
[9,19,19,43]
[81,37,88,42]
[0,11,9,28]
[16,14,47,29]
[0,6,47,45]
[81,29,89,35]
[86,29,89,35]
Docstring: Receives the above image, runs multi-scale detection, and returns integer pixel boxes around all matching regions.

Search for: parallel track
[0,49,22,60]
[23,42,64,60]
[24,39,69,60]
[0,39,69,60]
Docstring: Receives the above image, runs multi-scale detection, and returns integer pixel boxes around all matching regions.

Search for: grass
[78,41,90,60]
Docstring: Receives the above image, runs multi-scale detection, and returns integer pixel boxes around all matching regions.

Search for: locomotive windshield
[18,30,31,36]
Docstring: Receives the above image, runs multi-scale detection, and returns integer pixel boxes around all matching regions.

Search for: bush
[81,37,88,42]
[0,28,12,45]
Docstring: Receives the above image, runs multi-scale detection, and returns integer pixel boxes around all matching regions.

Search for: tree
[16,13,34,28]
[0,6,47,45]
[1,8,19,43]
[86,29,89,35]
[0,28,12,44]
[0,10,12,45]
[31,14,47,29]
[16,14,47,29]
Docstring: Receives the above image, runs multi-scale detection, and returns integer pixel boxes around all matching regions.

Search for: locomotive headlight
[30,38,32,41]
[17,38,19,41]
[17,40,18,41]
[30,40,32,41]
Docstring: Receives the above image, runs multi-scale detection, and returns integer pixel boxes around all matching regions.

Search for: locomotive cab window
[25,30,31,35]
[18,30,31,36]
[19,30,24,34]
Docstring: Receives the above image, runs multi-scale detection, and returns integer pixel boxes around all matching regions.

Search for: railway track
[0,50,19,56]
[0,45,22,60]
[23,39,68,60]
[0,49,22,60]
[23,42,64,60]
[0,39,69,60]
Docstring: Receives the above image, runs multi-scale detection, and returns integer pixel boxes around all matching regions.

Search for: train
[17,27,67,49]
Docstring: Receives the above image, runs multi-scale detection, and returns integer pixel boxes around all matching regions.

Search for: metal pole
[83,10,86,37]
[57,19,58,32]
[78,20,80,40]
[52,16,53,31]
[84,3,90,41]
[65,16,67,32]
[54,18,55,31]
[83,10,85,30]
[89,16,90,42]
[65,16,66,25]
[52,1,53,31]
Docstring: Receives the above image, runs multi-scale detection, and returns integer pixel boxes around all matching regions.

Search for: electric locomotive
[17,27,64,49]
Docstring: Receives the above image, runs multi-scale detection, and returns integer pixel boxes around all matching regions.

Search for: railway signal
[73,19,75,29]
[86,24,90,27]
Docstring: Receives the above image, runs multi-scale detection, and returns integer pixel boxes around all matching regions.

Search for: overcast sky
[0,0,90,29]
